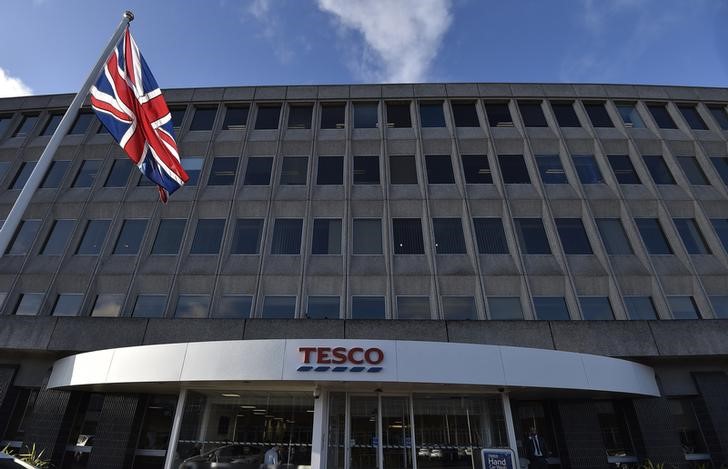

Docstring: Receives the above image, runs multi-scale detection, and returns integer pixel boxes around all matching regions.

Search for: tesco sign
[297,346,384,373]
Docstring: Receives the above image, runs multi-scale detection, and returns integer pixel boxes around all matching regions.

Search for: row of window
[2,98,727,141]
[7,213,727,258]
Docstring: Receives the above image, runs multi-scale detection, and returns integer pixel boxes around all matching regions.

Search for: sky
[0,0,726,97]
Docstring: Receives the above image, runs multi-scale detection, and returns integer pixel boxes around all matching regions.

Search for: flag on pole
[90,26,188,202]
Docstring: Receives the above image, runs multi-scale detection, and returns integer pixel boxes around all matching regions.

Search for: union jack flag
[90,26,188,202]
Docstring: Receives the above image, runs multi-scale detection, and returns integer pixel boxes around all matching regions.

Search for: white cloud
[317,0,453,83]
[244,0,294,63]
[0,67,32,98]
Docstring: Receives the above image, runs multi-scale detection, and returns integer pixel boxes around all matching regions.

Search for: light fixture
[240,405,256,409]
[221,393,240,398]
[306,409,315,413]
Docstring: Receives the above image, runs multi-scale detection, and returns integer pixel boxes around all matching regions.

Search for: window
[572,155,604,184]
[709,296,728,319]
[488,297,524,320]
[536,155,567,184]
[643,155,675,184]
[647,104,677,129]
[677,157,708,185]
[222,105,248,130]
[243,157,274,185]
[673,218,711,254]
[616,103,645,128]
[353,155,379,184]
[41,113,63,136]
[316,156,343,185]
[595,218,633,255]
[215,295,253,318]
[231,219,263,254]
[76,219,110,255]
[514,218,551,254]
[52,294,84,317]
[624,296,658,320]
[254,104,281,130]
[551,101,580,127]
[710,157,728,185]
[132,295,167,318]
[389,155,417,184]
[7,220,41,255]
[14,293,43,316]
[352,296,386,319]
[442,296,477,320]
[353,102,378,128]
[669,398,709,455]
[708,104,728,130]
[104,159,132,187]
[635,218,673,254]
[13,114,39,137]
[320,103,346,129]
[432,218,466,254]
[113,219,148,255]
[41,219,75,255]
[667,296,701,319]
[392,218,424,254]
[425,155,454,184]
[11,162,36,189]
[473,218,509,254]
[262,296,296,318]
[280,157,308,185]
[181,157,203,186]
[451,102,479,127]
[579,297,614,320]
[152,219,186,255]
[288,104,312,129]
[91,294,124,317]
[711,219,728,253]
[169,107,186,128]
[353,218,382,254]
[461,155,492,183]
[0,113,13,138]
[385,102,411,128]
[175,295,210,318]
[397,296,431,319]
[0,161,9,182]
[312,219,341,255]
[677,104,707,130]
[419,101,445,127]
[608,155,641,184]
[485,102,513,127]
[189,107,217,131]
[190,219,225,254]
[37,160,69,189]
[72,160,101,187]
[555,218,592,254]
[271,219,303,254]
[207,157,238,185]
[533,297,570,320]
[584,102,613,127]
[306,296,340,319]
[69,112,94,134]
[518,101,548,127]
[498,154,531,183]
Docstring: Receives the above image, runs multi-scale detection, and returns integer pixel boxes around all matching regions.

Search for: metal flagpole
[0,10,134,257]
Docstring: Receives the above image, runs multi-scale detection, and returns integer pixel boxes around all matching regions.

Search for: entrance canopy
[47,339,659,396]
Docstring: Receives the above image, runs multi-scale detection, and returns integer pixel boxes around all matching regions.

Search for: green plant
[639,460,666,469]
[1,444,15,456]
[16,444,52,468]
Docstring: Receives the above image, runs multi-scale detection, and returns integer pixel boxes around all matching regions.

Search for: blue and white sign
[481,448,516,469]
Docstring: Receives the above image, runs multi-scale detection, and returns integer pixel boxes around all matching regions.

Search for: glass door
[381,396,413,469]
[349,396,380,469]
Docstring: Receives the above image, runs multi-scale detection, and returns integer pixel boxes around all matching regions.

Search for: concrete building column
[87,393,144,469]
[0,366,16,410]
[631,397,686,468]
[693,372,728,465]
[555,400,608,469]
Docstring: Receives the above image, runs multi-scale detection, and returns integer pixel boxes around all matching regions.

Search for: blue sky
[0,0,726,97]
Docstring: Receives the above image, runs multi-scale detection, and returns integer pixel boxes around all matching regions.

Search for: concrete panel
[446,320,555,349]
[345,320,448,341]
[0,316,57,350]
[550,321,659,357]
[244,319,345,339]
[142,319,245,345]
[649,320,728,356]
[48,318,147,352]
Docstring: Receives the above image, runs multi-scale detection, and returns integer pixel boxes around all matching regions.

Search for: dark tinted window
[317,156,343,185]
[514,218,551,254]
[271,219,303,254]
[104,159,132,187]
[14,293,43,316]
[643,155,675,184]
[536,155,567,184]
[41,160,70,188]
[175,295,210,318]
[555,218,592,254]
[461,155,491,183]
[352,296,386,319]
[498,154,530,183]
[207,157,238,185]
[215,295,253,319]
[635,218,673,254]
[353,102,378,128]
[254,105,281,130]
[668,296,700,319]
[288,105,313,129]
[419,102,445,127]
[647,104,677,129]
[6,220,41,255]
[485,102,512,127]
[132,295,167,318]
[580,297,614,320]
[231,219,263,254]
[11,162,36,189]
[222,105,248,130]
[711,219,728,253]
[244,157,273,185]
[533,297,570,320]
[152,219,186,255]
[397,296,431,319]
[674,218,711,254]
[353,219,382,254]
[393,218,424,254]
[432,218,466,254]
[616,103,645,128]
[584,102,613,127]
[0,161,8,184]
[76,220,110,255]
[189,107,217,131]
[677,104,707,130]
[312,219,341,255]
[551,102,580,127]
[488,297,524,320]
[573,155,604,184]
[41,113,63,136]
[90,294,124,317]
[518,101,548,127]
[41,219,75,255]
[389,155,418,184]
[13,114,39,137]
[709,296,728,319]
[170,107,186,128]
[677,157,709,185]
[190,219,225,254]
[262,296,296,319]
[710,157,728,185]
[473,218,509,254]
[608,155,641,184]
[321,103,346,129]
[386,102,411,128]
[280,157,308,185]
[353,155,379,184]
[182,158,203,186]
[0,113,13,138]
[114,219,147,255]
[306,296,340,319]
[624,296,658,320]
[595,218,633,255]
[72,160,101,187]
[708,105,728,130]
[451,102,479,127]
[69,112,94,134]
[52,294,84,317]
[425,155,454,184]
[442,296,477,320]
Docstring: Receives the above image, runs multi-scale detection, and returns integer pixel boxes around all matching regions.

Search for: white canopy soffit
[48,339,660,396]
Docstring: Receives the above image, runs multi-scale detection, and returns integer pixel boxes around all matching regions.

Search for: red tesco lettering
[299,346,384,365]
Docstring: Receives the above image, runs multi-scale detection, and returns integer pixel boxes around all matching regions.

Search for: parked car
[178,444,263,469]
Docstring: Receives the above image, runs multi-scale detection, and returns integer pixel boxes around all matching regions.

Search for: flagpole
[0,10,134,257]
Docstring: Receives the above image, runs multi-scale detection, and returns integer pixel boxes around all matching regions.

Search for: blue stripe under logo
[297,365,382,373]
